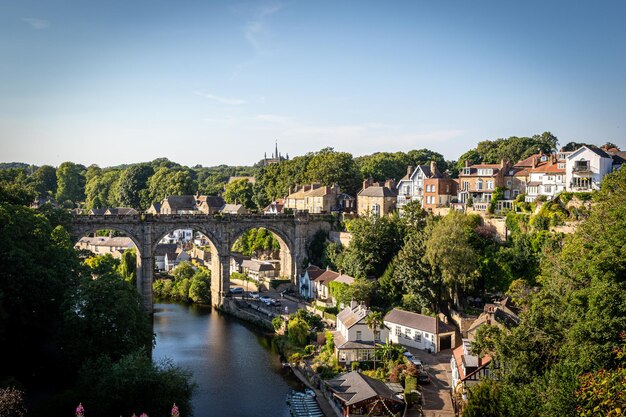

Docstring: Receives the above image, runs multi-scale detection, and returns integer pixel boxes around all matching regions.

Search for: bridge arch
[69,213,332,312]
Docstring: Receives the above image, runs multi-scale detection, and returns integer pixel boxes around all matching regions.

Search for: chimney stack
[430,161,437,177]
[532,157,537,169]
[362,179,369,190]
[465,160,470,168]
[384,179,395,189]
[407,165,414,176]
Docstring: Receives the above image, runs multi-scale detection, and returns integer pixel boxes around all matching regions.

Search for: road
[408,348,456,417]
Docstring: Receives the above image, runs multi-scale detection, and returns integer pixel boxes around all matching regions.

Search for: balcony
[572,163,592,174]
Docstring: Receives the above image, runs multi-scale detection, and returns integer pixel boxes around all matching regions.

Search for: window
[372,204,380,216]
[478,169,493,175]
[374,331,381,341]
[544,185,552,193]
[356,331,362,340]
[513,189,520,197]
[405,329,411,339]
[404,185,410,196]
[431,185,436,193]
[504,190,510,199]
[462,168,471,175]
[463,181,470,191]
[558,163,566,169]
[396,326,401,337]
[506,180,512,186]
[414,333,422,343]
[477,179,483,190]
[486,180,494,190]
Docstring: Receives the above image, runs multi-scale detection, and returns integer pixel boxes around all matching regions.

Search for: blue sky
[1,1,625,167]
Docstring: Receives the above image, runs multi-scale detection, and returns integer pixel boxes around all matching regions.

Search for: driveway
[407,348,455,417]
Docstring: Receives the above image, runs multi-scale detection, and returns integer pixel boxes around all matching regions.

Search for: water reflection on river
[152,303,303,417]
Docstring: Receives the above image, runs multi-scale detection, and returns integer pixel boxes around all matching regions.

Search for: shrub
[351,361,360,371]
[272,316,284,331]
[75,349,195,417]
[304,345,315,355]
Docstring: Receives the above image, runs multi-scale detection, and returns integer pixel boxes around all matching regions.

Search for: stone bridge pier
[70,213,332,313]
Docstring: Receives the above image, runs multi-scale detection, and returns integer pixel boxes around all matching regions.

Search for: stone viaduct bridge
[70,213,332,312]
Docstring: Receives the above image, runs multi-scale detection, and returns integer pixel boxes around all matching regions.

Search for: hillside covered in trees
[2,131,604,213]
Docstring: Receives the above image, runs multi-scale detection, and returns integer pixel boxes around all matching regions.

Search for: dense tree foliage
[232,227,281,258]
[457,132,558,170]
[30,165,57,197]
[223,178,254,209]
[55,161,86,203]
[0,187,193,415]
[468,167,626,416]
[115,164,154,209]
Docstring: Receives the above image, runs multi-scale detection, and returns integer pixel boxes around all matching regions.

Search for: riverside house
[383,308,457,353]
[333,301,389,365]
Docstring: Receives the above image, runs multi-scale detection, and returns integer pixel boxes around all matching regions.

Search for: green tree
[365,311,384,369]
[115,164,154,209]
[424,211,479,309]
[189,269,211,303]
[56,161,86,203]
[76,349,195,417]
[223,178,254,209]
[462,379,505,417]
[62,273,153,363]
[30,165,57,197]
[173,261,195,282]
[393,228,439,313]
[287,317,310,346]
[305,148,360,195]
[341,214,405,278]
[117,248,137,285]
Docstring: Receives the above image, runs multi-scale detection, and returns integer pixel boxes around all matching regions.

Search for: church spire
[275,140,279,160]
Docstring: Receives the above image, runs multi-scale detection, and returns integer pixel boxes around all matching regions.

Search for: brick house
[457,160,509,211]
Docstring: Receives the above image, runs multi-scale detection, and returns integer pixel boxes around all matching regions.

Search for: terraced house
[457,160,509,211]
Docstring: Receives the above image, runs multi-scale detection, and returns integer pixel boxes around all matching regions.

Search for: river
[152,302,304,417]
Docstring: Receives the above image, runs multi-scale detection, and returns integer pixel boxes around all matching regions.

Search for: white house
[333,302,389,365]
[566,145,614,192]
[241,259,276,281]
[523,153,567,202]
[299,265,324,299]
[396,164,437,211]
[451,339,494,405]
[383,308,457,353]
[164,249,190,272]
[159,229,193,244]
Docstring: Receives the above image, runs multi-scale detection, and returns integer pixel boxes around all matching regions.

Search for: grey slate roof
[337,304,368,329]
[325,371,403,406]
[163,195,197,210]
[154,243,178,257]
[105,207,139,215]
[384,308,456,334]
[357,185,398,198]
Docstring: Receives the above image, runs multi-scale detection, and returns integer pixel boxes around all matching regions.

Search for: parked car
[418,370,431,384]
[229,287,244,294]
[259,296,272,304]
[403,351,423,369]
[249,292,259,299]
[267,298,281,306]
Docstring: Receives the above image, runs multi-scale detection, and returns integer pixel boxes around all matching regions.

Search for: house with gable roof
[357,179,397,216]
[566,145,615,192]
[384,308,457,353]
[397,161,457,212]
[333,301,389,365]
[457,160,510,211]
[451,339,496,408]
[299,264,324,299]
[324,371,405,416]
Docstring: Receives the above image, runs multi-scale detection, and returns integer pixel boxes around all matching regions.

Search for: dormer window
[541,155,548,162]
[477,168,493,175]
[462,168,471,175]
